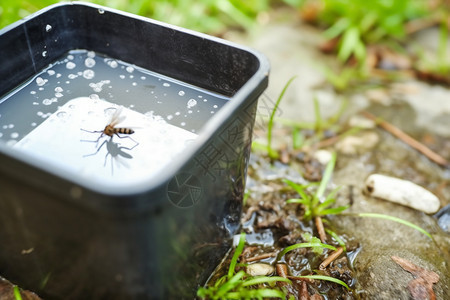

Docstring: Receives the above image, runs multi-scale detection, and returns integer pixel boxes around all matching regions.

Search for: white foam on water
[14,97,198,187]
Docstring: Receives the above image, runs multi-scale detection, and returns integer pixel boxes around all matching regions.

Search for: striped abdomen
[104,125,134,136]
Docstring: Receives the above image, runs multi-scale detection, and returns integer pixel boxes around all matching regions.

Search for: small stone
[365,174,440,214]
[348,115,376,129]
[314,149,333,165]
[336,132,379,155]
[245,263,275,276]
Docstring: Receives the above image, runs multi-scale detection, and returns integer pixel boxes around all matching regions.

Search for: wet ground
[218,7,450,300]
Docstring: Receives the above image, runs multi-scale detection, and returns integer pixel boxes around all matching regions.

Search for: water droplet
[36,77,47,86]
[188,110,193,114]
[175,111,180,116]
[85,57,96,68]
[57,111,67,118]
[37,111,44,116]
[2,125,6,129]
[55,87,63,93]
[45,24,52,32]
[163,82,170,87]
[119,74,125,79]
[31,122,37,127]
[30,91,36,95]
[0,133,2,138]
[89,94,100,100]
[56,73,62,78]
[203,99,208,102]
[104,107,117,116]
[55,93,63,98]
[42,51,47,57]
[98,8,105,14]
[180,122,186,127]
[68,74,78,79]
[83,69,95,79]
[33,102,39,105]
[129,75,134,79]
[126,66,134,73]
[8,124,14,129]
[167,115,174,120]
[110,61,118,68]
[10,132,19,139]
[178,90,185,96]
[66,62,76,69]
[132,82,137,86]
[47,70,55,76]
[187,98,197,108]
[210,111,215,114]
[87,51,95,58]
[141,76,146,80]
[42,98,52,105]
[68,55,74,60]
[213,105,218,108]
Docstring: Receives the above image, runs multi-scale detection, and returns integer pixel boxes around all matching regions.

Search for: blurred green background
[0,0,276,33]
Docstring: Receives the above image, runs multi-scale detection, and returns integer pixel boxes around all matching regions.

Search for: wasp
[81,106,137,144]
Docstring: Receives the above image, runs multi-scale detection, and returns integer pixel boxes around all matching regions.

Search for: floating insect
[81,106,137,144]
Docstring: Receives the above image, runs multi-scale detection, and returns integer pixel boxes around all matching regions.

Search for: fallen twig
[315,216,327,243]
[361,111,449,168]
[319,247,344,270]
[244,252,277,263]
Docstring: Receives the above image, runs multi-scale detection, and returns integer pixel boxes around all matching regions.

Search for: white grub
[245,263,275,277]
[364,174,440,214]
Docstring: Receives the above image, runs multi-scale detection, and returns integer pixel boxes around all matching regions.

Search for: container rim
[0,1,270,197]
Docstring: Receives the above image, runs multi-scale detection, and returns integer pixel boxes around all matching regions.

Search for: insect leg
[114,133,139,146]
[83,140,107,157]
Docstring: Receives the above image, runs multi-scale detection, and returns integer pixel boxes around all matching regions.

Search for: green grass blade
[286,198,310,205]
[229,232,246,278]
[216,270,246,298]
[278,242,336,259]
[325,229,347,252]
[242,276,291,287]
[13,286,23,300]
[226,288,286,299]
[294,275,350,290]
[319,205,349,216]
[356,213,432,239]
[315,152,337,199]
[267,76,297,159]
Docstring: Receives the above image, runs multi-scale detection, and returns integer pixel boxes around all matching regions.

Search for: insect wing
[109,106,126,127]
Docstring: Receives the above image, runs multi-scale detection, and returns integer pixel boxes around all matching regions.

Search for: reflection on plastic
[14,97,198,187]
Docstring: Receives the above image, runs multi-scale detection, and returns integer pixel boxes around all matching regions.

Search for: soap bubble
[36,77,47,86]
[85,57,96,68]
[187,99,197,108]
[66,62,76,69]
[83,69,95,79]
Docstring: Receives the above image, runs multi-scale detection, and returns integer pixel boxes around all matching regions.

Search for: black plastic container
[0,2,269,299]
